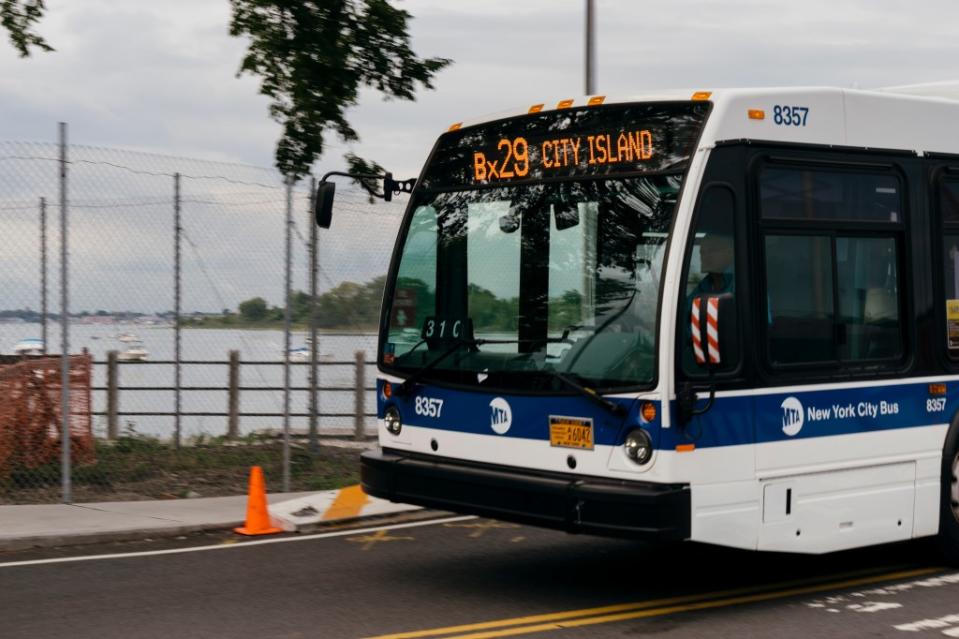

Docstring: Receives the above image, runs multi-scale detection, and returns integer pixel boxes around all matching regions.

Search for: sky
[4,0,959,177]
[1,0,959,313]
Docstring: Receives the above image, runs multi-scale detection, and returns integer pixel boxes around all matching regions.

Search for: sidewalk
[0,492,313,552]
[0,487,425,552]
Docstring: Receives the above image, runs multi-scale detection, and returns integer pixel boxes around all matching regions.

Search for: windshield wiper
[396,337,556,395]
[395,338,483,395]
[542,369,627,418]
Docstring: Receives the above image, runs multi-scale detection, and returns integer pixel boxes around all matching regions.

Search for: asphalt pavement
[1,513,957,639]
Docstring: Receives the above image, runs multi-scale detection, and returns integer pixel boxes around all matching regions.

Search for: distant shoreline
[179,321,378,334]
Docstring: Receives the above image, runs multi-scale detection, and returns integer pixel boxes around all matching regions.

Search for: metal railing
[92,350,376,441]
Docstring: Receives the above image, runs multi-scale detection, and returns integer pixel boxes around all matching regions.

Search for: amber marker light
[528,103,544,114]
[641,402,657,423]
[587,96,606,106]
[676,444,696,453]
[383,382,392,399]
[557,99,575,109]
[691,91,712,101]
[930,383,947,396]
[748,109,766,120]
[448,122,462,132]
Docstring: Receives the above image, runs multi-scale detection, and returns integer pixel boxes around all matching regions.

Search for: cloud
[2,0,959,312]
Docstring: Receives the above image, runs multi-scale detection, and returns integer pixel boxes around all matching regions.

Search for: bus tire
[938,421,959,565]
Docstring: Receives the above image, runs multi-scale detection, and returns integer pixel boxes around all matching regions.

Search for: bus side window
[679,186,739,377]
[760,165,904,369]
[939,180,959,355]
[765,235,835,365]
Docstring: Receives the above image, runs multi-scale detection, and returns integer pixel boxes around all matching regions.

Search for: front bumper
[361,449,690,540]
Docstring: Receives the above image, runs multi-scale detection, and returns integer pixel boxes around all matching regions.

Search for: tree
[2,1,450,181]
[0,1,52,57]
[238,296,269,322]
[228,0,450,179]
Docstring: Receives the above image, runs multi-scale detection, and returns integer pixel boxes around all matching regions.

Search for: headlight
[384,405,402,435]
[624,428,652,465]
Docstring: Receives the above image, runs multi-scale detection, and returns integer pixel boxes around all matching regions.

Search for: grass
[0,432,365,504]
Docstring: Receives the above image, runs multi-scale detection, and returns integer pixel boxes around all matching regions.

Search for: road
[1,514,958,638]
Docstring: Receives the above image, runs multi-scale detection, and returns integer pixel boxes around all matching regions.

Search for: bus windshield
[381,101,709,392]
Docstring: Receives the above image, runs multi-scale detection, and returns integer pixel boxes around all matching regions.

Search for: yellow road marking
[362,566,940,639]
[323,484,370,520]
[443,521,520,538]
[346,529,414,551]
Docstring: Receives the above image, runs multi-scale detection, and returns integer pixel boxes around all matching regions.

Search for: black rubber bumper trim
[360,449,690,540]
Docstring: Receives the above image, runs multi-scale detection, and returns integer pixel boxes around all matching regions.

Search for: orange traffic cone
[234,466,282,536]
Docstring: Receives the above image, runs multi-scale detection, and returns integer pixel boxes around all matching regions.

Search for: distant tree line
[0,309,167,322]
[184,276,388,330]
[181,275,585,333]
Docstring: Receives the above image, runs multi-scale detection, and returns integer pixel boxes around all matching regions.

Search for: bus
[355,87,959,558]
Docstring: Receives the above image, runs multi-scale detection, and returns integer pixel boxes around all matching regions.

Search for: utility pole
[585,0,596,95]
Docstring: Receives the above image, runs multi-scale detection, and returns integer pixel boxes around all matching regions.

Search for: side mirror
[315,182,335,229]
[676,381,699,426]
[678,294,737,425]
[499,212,520,234]
[553,203,580,230]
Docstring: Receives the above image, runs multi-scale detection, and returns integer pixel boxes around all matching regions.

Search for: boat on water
[287,347,310,363]
[116,332,141,343]
[287,347,335,363]
[117,340,148,361]
[13,338,44,356]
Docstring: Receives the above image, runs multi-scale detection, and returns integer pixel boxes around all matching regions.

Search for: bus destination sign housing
[420,101,711,190]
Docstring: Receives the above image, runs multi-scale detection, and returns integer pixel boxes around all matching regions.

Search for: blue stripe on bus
[377,379,955,450]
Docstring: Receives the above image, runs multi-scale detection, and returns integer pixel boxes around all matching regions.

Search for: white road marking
[894,613,959,632]
[0,515,477,569]
[807,570,959,629]
[849,602,902,613]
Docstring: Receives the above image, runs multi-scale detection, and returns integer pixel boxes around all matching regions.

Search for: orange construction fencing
[0,354,95,476]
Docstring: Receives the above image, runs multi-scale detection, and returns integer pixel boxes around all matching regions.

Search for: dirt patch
[0,437,370,504]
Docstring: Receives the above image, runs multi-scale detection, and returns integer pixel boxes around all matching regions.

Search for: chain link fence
[0,131,405,503]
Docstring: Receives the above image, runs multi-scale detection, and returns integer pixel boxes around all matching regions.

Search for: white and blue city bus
[353,87,959,559]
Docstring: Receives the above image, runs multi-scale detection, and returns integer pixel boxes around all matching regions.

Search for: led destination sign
[472,130,654,182]
[419,102,710,190]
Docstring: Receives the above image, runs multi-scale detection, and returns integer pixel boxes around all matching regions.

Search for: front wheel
[938,428,959,565]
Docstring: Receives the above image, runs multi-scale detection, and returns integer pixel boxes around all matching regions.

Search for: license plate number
[549,416,594,450]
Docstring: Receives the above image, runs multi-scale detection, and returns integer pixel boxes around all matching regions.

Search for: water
[0,322,378,440]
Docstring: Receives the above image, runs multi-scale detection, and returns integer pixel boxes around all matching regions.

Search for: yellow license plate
[549,416,594,450]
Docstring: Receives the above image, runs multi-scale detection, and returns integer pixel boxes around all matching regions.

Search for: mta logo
[489,397,512,435]
[780,396,804,436]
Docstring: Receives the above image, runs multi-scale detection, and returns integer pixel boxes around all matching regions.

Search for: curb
[0,487,424,552]
[0,521,244,553]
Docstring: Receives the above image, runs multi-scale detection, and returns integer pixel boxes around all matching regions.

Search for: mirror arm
[677,366,717,426]
[319,171,416,202]
[689,384,716,417]
[315,171,416,228]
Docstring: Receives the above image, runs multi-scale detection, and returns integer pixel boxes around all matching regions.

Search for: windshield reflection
[382,175,681,391]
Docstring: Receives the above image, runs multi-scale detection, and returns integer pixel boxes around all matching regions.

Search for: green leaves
[1,0,53,57]
[229,0,451,180]
[345,152,386,202]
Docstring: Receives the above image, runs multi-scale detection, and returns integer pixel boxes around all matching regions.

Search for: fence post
[308,176,319,453]
[107,350,119,439]
[354,350,366,441]
[40,197,48,354]
[173,173,182,449]
[227,350,240,439]
[282,177,293,493]
[58,121,72,504]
